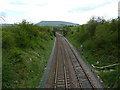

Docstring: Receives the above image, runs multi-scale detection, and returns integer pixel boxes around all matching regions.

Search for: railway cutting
[40,33,103,89]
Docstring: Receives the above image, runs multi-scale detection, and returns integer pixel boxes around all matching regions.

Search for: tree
[86,17,97,37]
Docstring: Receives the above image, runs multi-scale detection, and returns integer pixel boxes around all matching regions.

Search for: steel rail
[62,37,86,88]
[46,33,103,89]
[64,37,98,88]
[54,35,66,88]
[54,36,59,88]
[61,36,82,88]
[60,35,70,88]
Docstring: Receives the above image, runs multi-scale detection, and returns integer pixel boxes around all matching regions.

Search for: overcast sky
[0,0,119,24]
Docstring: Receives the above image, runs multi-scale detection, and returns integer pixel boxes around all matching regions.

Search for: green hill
[36,21,79,27]
[1,24,13,27]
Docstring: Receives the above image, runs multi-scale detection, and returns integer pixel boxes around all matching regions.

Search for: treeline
[67,17,119,88]
[2,20,54,88]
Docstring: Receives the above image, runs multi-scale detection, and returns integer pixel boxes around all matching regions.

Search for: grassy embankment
[66,17,120,88]
[2,21,54,88]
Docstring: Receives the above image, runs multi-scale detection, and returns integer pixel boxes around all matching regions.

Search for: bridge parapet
[53,29,68,37]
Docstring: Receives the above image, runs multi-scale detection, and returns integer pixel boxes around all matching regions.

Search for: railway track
[54,34,71,88]
[62,35,94,88]
[44,33,103,89]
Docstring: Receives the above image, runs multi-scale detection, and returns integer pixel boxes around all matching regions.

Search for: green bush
[2,21,54,88]
[2,31,16,49]
[67,17,119,88]
[83,39,96,50]
[78,30,89,43]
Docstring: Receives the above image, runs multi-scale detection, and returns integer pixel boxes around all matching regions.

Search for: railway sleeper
[57,85,65,88]
[57,82,65,85]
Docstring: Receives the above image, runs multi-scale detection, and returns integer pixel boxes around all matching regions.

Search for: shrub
[83,39,96,50]
[2,31,16,49]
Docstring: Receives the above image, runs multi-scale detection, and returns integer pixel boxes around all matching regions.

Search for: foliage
[98,68,120,88]
[2,20,54,88]
[66,17,119,88]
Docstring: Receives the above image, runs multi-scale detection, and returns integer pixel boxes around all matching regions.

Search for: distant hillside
[1,24,13,27]
[36,21,79,27]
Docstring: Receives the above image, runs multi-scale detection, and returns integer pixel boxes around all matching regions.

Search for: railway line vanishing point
[40,33,103,89]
